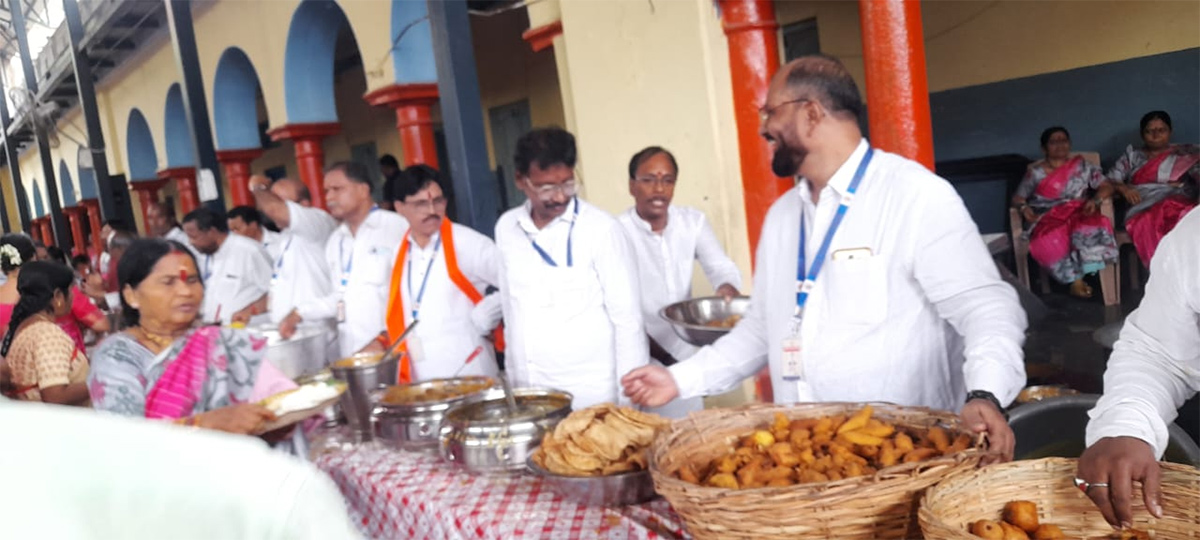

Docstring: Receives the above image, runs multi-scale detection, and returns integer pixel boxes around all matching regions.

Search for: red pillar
[216,148,264,207]
[129,179,169,236]
[268,123,341,210]
[29,217,42,244]
[158,167,200,214]
[859,0,935,169]
[720,0,787,264]
[80,199,103,256]
[39,218,54,247]
[62,207,88,255]
[364,84,440,168]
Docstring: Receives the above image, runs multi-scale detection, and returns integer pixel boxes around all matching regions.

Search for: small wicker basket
[920,457,1200,540]
[650,402,987,539]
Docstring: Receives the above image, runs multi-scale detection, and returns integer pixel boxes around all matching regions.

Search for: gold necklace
[136,326,176,350]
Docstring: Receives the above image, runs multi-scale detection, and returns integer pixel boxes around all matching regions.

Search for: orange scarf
[386,219,504,384]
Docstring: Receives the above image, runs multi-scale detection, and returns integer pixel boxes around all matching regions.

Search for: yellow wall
[553,0,753,283]
[774,0,1200,93]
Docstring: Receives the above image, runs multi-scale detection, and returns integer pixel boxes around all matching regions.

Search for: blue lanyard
[339,207,380,287]
[272,236,294,280]
[203,255,212,281]
[529,198,579,267]
[407,235,442,320]
[794,147,875,319]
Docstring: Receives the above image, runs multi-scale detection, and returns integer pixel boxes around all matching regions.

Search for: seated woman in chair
[1108,110,1199,266]
[1012,126,1118,298]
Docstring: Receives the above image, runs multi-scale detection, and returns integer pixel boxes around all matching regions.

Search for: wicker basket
[920,457,1200,540]
[650,402,987,539]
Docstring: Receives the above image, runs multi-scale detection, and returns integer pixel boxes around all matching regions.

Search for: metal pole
[64,0,120,222]
[0,133,11,232]
[0,56,32,233]
[164,0,224,214]
[10,0,71,249]
[427,0,499,236]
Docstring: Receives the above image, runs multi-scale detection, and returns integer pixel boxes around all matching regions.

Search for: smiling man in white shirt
[366,164,501,383]
[249,177,338,326]
[496,128,648,408]
[618,146,743,417]
[281,162,408,358]
[183,208,273,325]
[1077,208,1200,529]
[623,55,1026,459]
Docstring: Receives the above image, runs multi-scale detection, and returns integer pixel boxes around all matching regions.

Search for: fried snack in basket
[969,500,1149,540]
[678,405,975,489]
[531,404,670,477]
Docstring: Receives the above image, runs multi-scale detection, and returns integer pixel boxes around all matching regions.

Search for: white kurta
[200,234,273,324]
[396,223,501,381]
[270,202,337,324]
[299,209,408,358]
[617,205,743,360]
[496,198,649,408]
[261,229,284,262]
[1086,208,1200,458]
[669,140,1028,412]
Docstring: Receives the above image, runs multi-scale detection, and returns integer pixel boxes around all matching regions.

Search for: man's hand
[716,283,741,301]
[621,365,680,407]
[279,310,302,340]
[1077,436,1163,528]
[249,174,271,192]
[231,307,255,326]
[960,398,1014,463]
[83,273,106,300]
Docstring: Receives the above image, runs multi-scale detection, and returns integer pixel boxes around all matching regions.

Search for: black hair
[1,261,74,356]
[326,161,374,188]
[182,207,228,233]
[393,164,444,202]
[148,201,179,225]
[1140,110,1172,134]
[784,54,864,123]
[71,254,91,269]
[227,205,263,226]
[1039,126,1070,149]
[0,233,36,274]
[380,154,400,170]
[514,127,577,176]
[627,146,679,179]
[109,230,137,252]
[290,180,313,203]
[46,246,67,265]
[118,238,198,328]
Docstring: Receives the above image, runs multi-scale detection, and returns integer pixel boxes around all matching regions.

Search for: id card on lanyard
[782,147,875,382]
[270,236,294,287]
[337,236,353,323]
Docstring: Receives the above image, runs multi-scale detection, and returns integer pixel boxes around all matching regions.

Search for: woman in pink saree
[1108,110,1199,266]
[1013,127,1118,298]
[88,238,295,434]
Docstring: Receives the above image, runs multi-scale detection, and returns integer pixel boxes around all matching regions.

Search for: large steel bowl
[659,296,751,346]
[527,458,657,506]
[373,376,496,453]
[250,322,335,379]
[439,387,572,474]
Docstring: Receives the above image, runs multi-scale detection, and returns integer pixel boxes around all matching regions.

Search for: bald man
[623,55,1026,461]
[249,175,338,326]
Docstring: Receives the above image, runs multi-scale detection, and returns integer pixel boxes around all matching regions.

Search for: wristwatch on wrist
[966,390,1008,420]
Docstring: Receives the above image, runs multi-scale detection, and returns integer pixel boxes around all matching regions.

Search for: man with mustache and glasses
[495,128,648,409]
[366,165,501,383]
[623,55,1027,461]
[617,146,742,418]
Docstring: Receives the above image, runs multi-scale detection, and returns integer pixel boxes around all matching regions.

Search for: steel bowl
[527,458,657,506]
[330,353,399,440]
[251,322,335,379]
[439,387,572,474]
[373,376,496,453]
[1015,385,1079,405]
[659,296,751,346]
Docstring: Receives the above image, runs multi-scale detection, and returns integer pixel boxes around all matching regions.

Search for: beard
[771,142,805,178]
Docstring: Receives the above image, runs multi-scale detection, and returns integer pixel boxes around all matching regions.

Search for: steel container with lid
[438,387,572,474]
[373,376,496,453]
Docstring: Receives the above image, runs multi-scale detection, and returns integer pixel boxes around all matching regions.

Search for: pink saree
[1027,157,1118,283]
[1124,147,1199,265]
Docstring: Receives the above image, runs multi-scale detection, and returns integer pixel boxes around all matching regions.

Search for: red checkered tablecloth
[314,443,691,540]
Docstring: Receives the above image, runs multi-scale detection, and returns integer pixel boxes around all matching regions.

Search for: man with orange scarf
[364,165,502,384]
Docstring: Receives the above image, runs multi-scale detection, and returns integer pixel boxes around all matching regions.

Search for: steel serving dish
[251,322,335,379]
[330,352,400,439]
[1015,385,1080,405]
[659,296,751,346]
[526,458,657,506]
[373,376,496,453]
[439,387,572,474]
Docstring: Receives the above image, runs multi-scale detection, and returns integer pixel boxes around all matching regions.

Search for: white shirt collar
[799,138,870,201]
[625,205,673,236]
[517,197,578,235]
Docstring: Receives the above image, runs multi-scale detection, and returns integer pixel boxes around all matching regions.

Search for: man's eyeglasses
[759,98,810,124]
[404,196,448,212]
[525,178,578,201]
